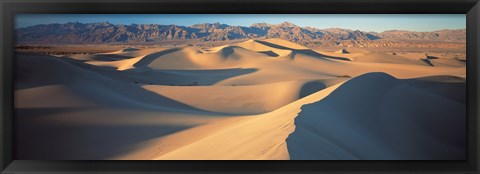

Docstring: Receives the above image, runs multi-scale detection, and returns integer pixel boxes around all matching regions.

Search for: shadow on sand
[255,40,351,61]
[15,108,197,160]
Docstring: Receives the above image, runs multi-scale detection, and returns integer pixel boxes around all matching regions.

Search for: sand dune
[142,79,338,114]
[15,38,466,160]
[318,47,466,68]
[16,54,213,112]
[156,82,344,160]
[335,48,350,54]
[286,72,465,160]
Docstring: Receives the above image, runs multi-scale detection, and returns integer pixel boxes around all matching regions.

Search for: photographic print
[14,14,466,160]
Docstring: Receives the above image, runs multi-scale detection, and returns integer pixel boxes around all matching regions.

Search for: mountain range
[15,22,466,46]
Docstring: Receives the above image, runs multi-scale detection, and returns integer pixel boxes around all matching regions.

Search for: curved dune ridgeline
[286,72,466,160]
[15,38,466,160]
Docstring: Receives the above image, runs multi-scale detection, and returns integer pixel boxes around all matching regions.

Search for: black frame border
[1,0,479,173]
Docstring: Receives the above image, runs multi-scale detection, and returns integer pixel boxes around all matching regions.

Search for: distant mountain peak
[382,30,410,33]
[323,28,353,32]
[250,22,271,28]
[191,22,228,26]
[277,22,297,28]
[92,21,113,26]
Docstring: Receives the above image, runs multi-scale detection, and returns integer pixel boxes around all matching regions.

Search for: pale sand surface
[15,38,466,160]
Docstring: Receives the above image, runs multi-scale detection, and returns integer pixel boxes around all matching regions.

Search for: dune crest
[286,72,466,160]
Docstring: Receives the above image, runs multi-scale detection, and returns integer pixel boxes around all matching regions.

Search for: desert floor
[15,38,466,160]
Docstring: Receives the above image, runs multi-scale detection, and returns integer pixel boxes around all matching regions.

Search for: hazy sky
[15,14,465,32]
